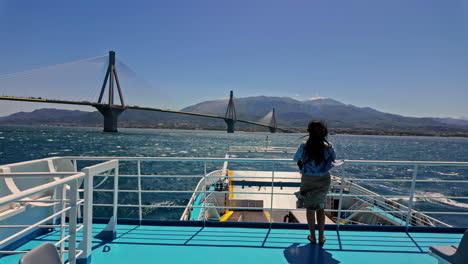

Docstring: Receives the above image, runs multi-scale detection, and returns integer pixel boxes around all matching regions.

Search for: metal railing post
[336,171,346,230]
[72,159,82,220]
[59,182,66,262]
[112,164,119,233]
[78,169,93,264]
[204,162,207,181]
[405,164,418,229]
[68,179,78,264]
[269,162,275,228]
[137,160,142,223]
[202,161,207,225]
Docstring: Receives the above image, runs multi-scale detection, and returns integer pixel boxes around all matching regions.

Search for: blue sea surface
[0,125,467,226]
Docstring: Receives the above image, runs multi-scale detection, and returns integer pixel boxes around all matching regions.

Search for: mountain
[0,108,226,130]
[181,96,468,132]
[1,97,468,136]
[430,117,468,127]
[0,109,98,125]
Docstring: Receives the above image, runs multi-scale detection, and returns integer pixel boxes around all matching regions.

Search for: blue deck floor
[1,224,463,264]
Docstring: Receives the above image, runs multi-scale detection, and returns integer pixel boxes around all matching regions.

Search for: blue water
[0,125,467,226]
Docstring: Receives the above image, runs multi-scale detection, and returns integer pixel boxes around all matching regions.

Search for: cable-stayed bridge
[0,51,280,133]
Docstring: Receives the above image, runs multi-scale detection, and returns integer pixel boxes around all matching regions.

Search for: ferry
[0,147,466,263]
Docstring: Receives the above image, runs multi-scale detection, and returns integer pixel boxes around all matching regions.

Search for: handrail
[94,173,468,183]
[0,171,85,264]
[64,156,467,227]
[0,159,117,264]
[0,155,466,262]
[0,172,84,207]
[90,203,468,215]
[63,156,468,166]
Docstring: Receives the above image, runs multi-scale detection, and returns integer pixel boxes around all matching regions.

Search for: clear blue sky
[0,0,467,118]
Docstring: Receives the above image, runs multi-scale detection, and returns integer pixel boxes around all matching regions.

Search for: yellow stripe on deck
[220,210,234,222]
[228,170,234,199]
[263,210,272,223]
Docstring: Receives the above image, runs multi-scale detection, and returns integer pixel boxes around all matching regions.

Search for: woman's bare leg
[306,209,316,242]
[316,209,326,243]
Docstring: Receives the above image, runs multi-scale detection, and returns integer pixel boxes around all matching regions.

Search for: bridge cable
[0,55,107,80]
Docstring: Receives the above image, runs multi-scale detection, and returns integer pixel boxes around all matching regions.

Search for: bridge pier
[224,119,236,133]
[268,127,277,133]
[96,106,125,132]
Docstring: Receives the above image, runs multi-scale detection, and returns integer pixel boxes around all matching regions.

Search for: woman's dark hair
[304,120,329,165]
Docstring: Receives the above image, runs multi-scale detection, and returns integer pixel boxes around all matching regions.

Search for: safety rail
[61,156,468,230]
[332,179,448,227]
[0,158,118,264]
[180,169,225,221]
[0,171,83,264]
[0,156,467,263]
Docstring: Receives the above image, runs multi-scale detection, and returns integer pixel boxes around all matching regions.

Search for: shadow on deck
[1,224,463,264]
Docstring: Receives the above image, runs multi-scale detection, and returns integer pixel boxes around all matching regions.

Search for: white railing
[0,156,466,262]
[0,171,84,264]
[63,156,468,229]
[0,158,118,264]
[180,169,225,221]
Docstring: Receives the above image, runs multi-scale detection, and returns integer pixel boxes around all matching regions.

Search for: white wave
[434,171,460,176]
[179,151,188,154]
[152,201,176,206]
[367,183,399,192]
[388,191,468,209]
[423,178,442,181]
[415,192,468,208]
[0,137,4,139]
[46,139,54,142]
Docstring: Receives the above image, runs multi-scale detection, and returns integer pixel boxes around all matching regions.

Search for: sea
[0,125,467,227]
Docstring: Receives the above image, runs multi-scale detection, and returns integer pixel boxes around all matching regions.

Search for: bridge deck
[0,96,281,130]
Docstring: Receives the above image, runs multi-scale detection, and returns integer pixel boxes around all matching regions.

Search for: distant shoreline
[1,123,467,138]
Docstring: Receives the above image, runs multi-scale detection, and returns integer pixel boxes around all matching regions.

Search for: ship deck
[1,224,463,264]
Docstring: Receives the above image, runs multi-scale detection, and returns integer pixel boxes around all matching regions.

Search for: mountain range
[1,96,468,136]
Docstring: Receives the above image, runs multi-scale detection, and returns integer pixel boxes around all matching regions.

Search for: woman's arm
[328,145,336,162]
[297,160,303,170]
[293,144,305,171]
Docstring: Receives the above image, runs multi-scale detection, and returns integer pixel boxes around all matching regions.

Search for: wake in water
[391,191,468,209]
[434,171,461,176]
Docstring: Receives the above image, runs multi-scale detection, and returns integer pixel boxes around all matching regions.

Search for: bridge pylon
[268,108,277,133]
[95,51,126,132]
[224,91,237,133]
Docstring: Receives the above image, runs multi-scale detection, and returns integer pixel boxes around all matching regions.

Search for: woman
[293,120,336,244]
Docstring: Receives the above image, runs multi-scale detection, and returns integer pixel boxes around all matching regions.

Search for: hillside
[182,96,468,135]
[1,97,468,136]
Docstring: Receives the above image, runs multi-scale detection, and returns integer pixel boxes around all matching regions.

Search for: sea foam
[415,191,468,209]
